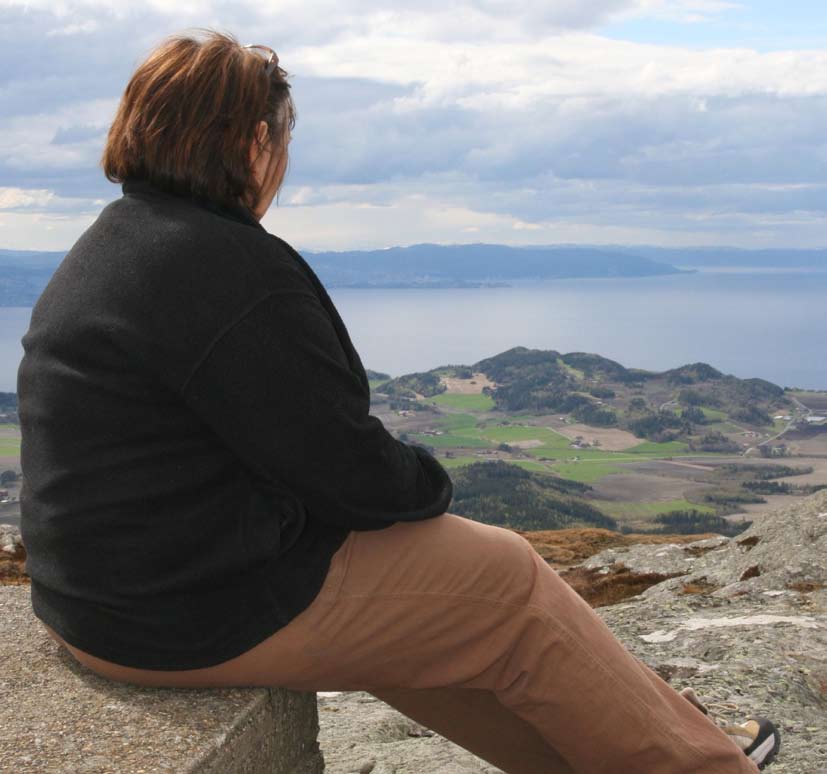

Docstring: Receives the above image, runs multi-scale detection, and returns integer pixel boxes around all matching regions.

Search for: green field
[591,498,717,519]
[409,410,737,493]
[700,406,728,421]
[703,421,744,434]
[409,432,491,449]
[0,441,20,455]
[508,459,557,473]
[625,440,690,454]
[477,423,569,444]
[437,413,480,431]
[428,392,496,411]
[419,417,724,477]
[550,461,629,483]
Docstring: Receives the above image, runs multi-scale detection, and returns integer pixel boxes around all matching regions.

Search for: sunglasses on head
[242,44,279,77]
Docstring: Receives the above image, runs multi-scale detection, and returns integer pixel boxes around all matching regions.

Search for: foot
[679,687,781,770]
[720,718,782,771]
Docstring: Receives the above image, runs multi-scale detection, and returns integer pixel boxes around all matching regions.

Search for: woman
[18,30,779,773]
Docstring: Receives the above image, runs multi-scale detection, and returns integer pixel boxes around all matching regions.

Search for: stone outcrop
[317,692,501,774]
[0,586,324,773]
[512,525,720,568]
[0,523,27,584]
[584,489,827,773]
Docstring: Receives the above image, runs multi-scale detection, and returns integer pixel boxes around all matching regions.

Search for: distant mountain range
[0,250,67,307]
[303,243,690,287]
[1,243,825,303]
[610,246,827,269]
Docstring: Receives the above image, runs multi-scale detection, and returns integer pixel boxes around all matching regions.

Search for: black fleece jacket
[17,178,454,670]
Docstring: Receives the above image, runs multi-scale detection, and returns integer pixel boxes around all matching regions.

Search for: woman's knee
[344,511,539,607]
[449,516,540,606]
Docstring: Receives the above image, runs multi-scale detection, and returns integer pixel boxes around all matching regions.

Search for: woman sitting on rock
[18,29,779,773]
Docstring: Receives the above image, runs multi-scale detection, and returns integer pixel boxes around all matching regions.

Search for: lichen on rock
[577,489,827,772]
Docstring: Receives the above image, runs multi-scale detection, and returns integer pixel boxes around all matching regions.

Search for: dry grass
[679,577,721,595]
[786,580,827,593]
[558,564,685,607]
[439,372,497,394]
[0,543,28,586]
[549,423,641,451]
[513,526,723,608]
[589,472,708,505]
[739,565,761,581]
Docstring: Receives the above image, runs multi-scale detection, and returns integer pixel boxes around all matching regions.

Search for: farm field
[2,381,824,535]
[0,424,20,468]
[377,377,827,531]
[428,392,495,411]
[591,497,716,520]
[788,390,827,413]
[0,423,21,526]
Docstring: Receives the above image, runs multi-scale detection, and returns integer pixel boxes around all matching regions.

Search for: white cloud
[0,0,825,249]
[0,211,98,250]
[0,188,56,209]
[633,0,743,23]
[289,33,827,102]
[0,186,106,213]
[46,20,100,36]
[0,98,116,176]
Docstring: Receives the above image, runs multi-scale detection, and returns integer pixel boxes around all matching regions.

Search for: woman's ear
[248,120,270,166]
[256,120,269,147]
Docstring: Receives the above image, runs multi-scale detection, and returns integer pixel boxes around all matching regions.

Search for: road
[742,395,812,456]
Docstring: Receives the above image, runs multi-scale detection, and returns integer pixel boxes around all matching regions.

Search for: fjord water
[1,268,825,392]
[333,269,827,391]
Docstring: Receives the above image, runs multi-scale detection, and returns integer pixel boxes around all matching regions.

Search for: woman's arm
[180,288,453,531]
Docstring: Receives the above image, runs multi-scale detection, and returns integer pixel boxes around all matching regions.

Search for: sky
[1,1,826,252]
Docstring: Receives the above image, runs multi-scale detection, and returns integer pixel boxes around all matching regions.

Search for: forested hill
[377,346,792,446]
[612,245,827,269]
[305,243,688,287]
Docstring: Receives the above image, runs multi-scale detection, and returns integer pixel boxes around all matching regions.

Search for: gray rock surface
[0,585,323,774]
[317,692,504,773]
[0,522,23,554]
[580,534,730,577]
[590,489,827,773]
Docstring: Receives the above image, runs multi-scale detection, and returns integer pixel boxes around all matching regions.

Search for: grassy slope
[407,413,724,486]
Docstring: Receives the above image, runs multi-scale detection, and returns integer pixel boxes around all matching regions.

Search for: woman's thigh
[55,513,536,690]
[224,512,541,690]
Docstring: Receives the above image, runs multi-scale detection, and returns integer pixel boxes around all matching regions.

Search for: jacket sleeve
[180,288,454,531]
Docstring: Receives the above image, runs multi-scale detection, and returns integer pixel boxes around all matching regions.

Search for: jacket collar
[121,177,264,231]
